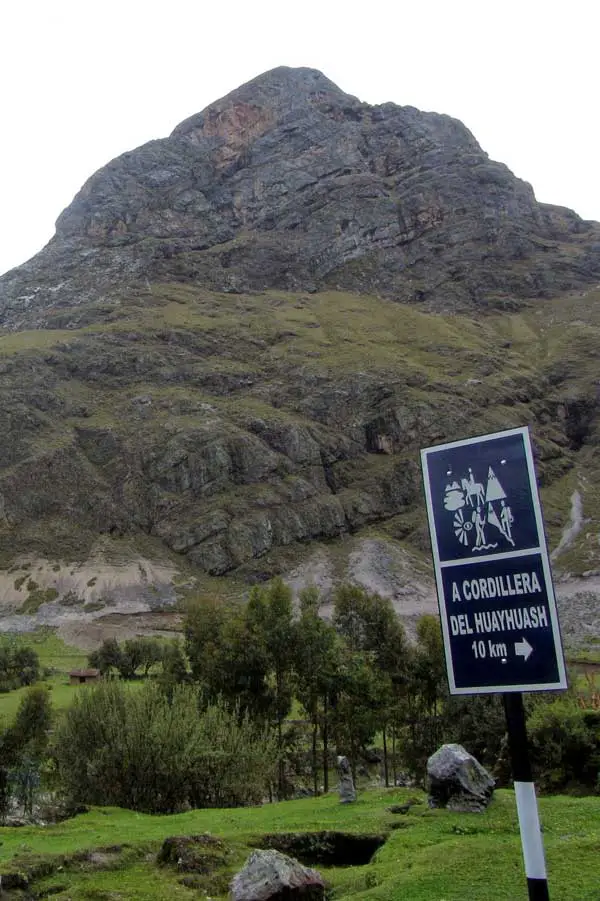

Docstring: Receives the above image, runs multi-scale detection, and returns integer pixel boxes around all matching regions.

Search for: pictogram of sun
[453,508,473,546]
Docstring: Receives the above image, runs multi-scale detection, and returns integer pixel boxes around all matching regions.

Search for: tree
[88,638,122,676]
[132,638,164,677]
[333,585,409,784]
[159,640,189,696]
[442,694,506,772]
[89,637,164,680]
[3,685,52,762]
[294,586,340,794]
[184,595,231,700]
[12,647,40,687]
[117,639,146,679]
[329,645,383,782]
[403,615,447,779]
[527,697,600,793]
[251,579,295,796]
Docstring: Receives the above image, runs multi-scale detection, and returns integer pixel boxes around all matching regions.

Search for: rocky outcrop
[1,67,600,330]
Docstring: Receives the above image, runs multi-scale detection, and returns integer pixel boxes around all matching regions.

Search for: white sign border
[421,425,568,695]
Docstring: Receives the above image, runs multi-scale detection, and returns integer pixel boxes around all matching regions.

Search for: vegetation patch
[60,590,84,607]
[19,587,59,614]
[83,601,106,613]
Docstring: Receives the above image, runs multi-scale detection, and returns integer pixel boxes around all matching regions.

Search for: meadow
[0,627,598,899]
[0,788,598,900]
[0,630,88,720]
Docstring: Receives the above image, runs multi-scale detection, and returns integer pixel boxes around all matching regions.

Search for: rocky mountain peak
[170,66,354,175]
[2,67,599,330]
[172,66,355,147]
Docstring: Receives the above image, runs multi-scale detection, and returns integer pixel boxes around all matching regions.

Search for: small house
[69,668,101,685]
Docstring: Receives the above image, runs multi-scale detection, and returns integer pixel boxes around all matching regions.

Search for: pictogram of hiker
[500,499,515,545]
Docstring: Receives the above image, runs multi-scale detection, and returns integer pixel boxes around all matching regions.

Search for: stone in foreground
[427,743,495,812]
[230,849,325,901]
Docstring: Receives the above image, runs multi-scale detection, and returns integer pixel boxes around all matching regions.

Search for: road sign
[420,426,567,694]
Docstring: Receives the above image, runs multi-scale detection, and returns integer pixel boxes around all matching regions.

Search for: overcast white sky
[1,0,598,277]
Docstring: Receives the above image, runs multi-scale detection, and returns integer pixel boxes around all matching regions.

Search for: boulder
[336,755,356,803]
[427,743,494,813]
[230,849,325,901]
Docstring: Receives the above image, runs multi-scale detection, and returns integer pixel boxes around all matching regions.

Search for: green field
[0,789,598,900]
[0,630,158,722]
[0,631,88,722]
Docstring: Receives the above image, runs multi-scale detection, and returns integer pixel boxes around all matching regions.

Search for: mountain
[1,67,599,648]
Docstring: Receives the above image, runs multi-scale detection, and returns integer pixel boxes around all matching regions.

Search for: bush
[528,697,600,793]
[442,695,506,772]
[53,681,278,813]
[0,686,53,820]
[0,644,40,690]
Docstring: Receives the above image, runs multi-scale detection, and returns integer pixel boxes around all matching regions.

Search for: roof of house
[69,668,101,677]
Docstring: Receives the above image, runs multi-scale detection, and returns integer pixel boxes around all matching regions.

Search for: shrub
[528,697,600,793]
[0,644,40,690]
[53,682,277,812]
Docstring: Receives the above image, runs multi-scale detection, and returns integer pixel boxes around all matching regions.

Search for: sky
[1,0,599,277]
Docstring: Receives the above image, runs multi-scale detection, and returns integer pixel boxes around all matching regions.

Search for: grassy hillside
[0,789,598,900]
[2,285,600,638]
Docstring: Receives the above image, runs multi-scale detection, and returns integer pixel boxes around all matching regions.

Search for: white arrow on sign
[515,637,533,661]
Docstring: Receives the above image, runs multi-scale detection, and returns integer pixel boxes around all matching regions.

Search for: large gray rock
[427,743,494,813]
[230,849,325,901]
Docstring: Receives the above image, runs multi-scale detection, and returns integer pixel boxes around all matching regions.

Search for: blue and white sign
[421,426,567,694]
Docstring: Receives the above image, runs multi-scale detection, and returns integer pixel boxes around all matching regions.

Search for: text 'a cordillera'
[451,571,542,603]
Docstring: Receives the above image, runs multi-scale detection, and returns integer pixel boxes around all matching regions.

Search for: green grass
[0,630,162,723]
[0,790,598,900]
[0,677,80,722]
[2,629,88,672]
[0,630,88,722]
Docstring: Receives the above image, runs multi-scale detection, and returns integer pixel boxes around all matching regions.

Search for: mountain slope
[0,67,599,644]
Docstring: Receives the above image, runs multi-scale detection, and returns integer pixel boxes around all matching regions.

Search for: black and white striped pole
[503,692,549,901]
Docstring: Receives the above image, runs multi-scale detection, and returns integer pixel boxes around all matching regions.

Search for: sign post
[420,426,567,901]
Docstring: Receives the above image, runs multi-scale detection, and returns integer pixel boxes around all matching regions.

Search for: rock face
[0,67,600,596]
[1,66,600,330]
[427,743,495,813]
[230,849,325,901]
